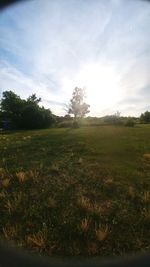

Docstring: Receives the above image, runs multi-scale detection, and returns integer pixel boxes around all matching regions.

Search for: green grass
[0,125,150,257]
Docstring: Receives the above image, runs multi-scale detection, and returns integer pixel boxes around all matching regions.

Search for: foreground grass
[0,125,150,257]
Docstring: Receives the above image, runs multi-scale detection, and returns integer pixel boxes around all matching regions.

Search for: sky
[0,0,150,117]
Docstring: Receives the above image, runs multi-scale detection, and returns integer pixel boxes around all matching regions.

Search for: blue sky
[0,0,150,116]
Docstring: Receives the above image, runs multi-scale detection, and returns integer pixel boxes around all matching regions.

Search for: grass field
[0,125,150,257]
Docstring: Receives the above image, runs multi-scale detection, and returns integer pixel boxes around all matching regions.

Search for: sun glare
[78,64,121,109]
[62,64,122,115]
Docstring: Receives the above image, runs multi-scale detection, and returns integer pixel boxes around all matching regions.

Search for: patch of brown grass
[47,197,57,208]
[50,164,60,175]
[26,225,48,251]
[16,171,26,182]
[1,178,11,188]
[77,195,111,216]
[143,208,150,222]
[0,191,6,198]
[3,225,18,240]
[4,200,14,214]
[79,218,90,233]
[0,168,6,179]
[95,224,109,242]
[143,153,150,160]
[14,192,22,205]
[78,157,83,164]
[27,233,45,250]
[4,192,22,214]
[87,242,98,255]
[22,136,31,141]
[28,169,40,179]
[128,186,135,198]
[104,176,113,185]
[141,191,150,204]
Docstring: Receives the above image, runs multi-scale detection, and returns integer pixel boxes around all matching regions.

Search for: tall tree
[68,87,90,121]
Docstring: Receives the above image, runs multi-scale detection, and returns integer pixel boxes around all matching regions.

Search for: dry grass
[141,191,150,204]
[26,225,48,251]
[1,178,11,188]
[3,225,18,240]
[16,171,26,182]
[143,153,150,160]
[0,191,6,199]
[13,192,22,205]
[50,164,60,175]
[143,208,150,222]
[95,224,109,242]
[104,176,113,185]
[128,186,135,198]
[28,169,40,179]
[79,218,90,232]
[4,192,22,214]
[47,197,57,208]
[27,233,45,250]
[0,167,6,178]
[77,195,111,216]
[77,195,90,210]
[4,200,14,214]
[87,242,98,255]
[22,136,31,140]
[78,157,83,164]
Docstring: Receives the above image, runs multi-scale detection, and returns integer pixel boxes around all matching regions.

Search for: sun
[62,63,122,115]
[76,64,121,111]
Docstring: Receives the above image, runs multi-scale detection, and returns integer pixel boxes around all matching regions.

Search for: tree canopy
[0,91,55,129]
[68,87,90,119]
[140,111,150,123]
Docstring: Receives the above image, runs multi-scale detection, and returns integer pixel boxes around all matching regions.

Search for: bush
[72,121,79,128]
[58,121,73,128]
[57,120,79,128]
[0,91,55,130]
[103,115,123,125]
[124,119,135,127]
[140,111,150,123]
[20,106,55,129]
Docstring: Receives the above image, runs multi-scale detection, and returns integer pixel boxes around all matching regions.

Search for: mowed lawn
[0,125,150,257]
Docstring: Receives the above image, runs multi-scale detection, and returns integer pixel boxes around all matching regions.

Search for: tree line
[0,88,150,130]
[0,87,90,130]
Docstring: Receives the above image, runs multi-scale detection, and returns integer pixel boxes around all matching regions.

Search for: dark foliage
[103,115,123,125]
[0,91,55,130]
[140,111,150,123]
[124,118,135,127]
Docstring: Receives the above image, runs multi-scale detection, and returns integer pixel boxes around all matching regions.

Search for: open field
[0,125,150,257]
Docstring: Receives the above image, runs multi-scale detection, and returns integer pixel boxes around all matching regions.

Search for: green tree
[68,87,90,123]
[0,91,25,128]
[21,104,55,129]
[140,111,150,123]
[27,94,41,105]
[0,91,55,129]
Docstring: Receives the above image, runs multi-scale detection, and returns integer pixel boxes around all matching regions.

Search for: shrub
[0,91,55,130]
[58,121,73,128]
[140,111,150,123]
[103,115,123,125]
[72,121,79,128]
[124,118,135,127]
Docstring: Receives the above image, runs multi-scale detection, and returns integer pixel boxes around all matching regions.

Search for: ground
[0,125,150,257]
